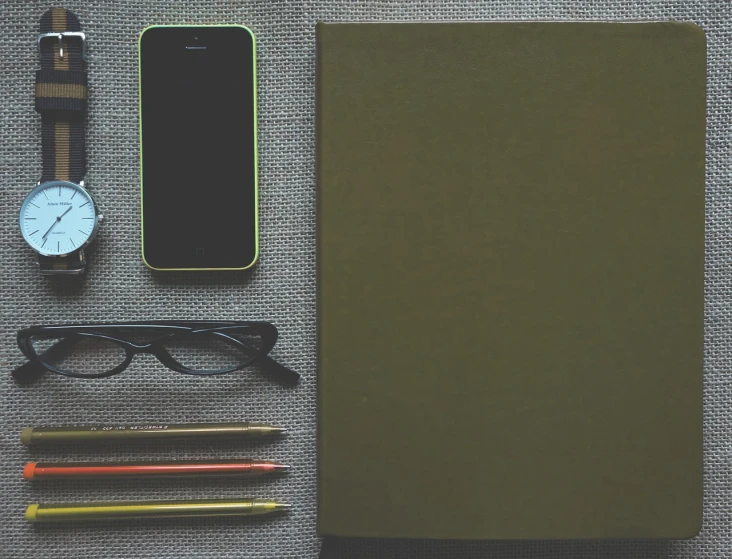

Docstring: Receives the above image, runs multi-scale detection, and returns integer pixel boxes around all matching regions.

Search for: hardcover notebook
[317,22,706,540]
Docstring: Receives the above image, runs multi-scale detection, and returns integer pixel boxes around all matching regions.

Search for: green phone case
[137,25,259,271]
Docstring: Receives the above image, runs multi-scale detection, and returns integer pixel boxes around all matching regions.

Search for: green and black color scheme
[138,25,259,271]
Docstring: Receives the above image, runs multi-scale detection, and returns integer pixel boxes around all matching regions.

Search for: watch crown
[97,214,104,223]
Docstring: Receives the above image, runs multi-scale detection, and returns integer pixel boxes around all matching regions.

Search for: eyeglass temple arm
[255,353,300,385]
[12,335,80,381]
[212,332,300,385]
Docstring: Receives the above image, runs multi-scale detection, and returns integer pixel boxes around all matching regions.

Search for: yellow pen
[26,499,290,523]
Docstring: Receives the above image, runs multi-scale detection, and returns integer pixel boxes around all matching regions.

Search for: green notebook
[317,22,706,540]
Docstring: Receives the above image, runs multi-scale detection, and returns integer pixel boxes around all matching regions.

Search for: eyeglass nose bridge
[121,343,171,371]
[125,342,162,356]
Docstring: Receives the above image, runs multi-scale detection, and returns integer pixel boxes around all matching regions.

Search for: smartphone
[138,25,258,270]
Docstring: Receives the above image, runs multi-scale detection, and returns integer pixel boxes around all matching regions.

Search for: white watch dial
[19,180,97,256]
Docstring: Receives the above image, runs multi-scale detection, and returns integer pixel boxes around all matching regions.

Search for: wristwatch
[19,8,102,276]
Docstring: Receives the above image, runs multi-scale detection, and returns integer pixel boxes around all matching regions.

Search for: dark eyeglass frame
[15,321,299,384]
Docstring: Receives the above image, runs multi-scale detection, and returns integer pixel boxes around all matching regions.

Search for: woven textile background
[0,1,728,558]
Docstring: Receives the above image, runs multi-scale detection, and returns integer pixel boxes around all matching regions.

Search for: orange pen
[24,459,289,480]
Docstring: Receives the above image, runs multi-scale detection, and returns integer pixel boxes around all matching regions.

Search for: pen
[24,460,290,480]
[21,422,286,446]
[25,499,291,523]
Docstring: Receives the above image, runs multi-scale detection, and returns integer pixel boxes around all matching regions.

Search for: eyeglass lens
[163,330,263,372]
[30,334,125,377]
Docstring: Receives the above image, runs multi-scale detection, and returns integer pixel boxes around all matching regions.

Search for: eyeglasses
[13,321,299,384]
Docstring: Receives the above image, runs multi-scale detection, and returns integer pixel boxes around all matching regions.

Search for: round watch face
[19,180,98,256]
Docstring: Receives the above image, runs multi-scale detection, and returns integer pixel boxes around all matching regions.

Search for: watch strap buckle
[37,31,87,62]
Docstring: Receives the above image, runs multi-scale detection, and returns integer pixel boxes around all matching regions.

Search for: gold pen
[26,499,291,523]
[21,422,286,446]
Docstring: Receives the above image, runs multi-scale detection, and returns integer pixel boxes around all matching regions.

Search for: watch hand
[41,218,59,240]
[42,206,73,240]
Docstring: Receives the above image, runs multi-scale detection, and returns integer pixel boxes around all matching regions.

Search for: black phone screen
[139,26,257,270]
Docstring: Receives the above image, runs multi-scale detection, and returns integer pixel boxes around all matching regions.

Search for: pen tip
[274,464,291,472]
[248,424,287,436]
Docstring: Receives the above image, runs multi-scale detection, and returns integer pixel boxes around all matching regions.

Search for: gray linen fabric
[0,1,728,558]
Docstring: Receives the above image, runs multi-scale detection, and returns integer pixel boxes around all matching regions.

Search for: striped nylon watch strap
[36,8,87,184]
[35,8,89,275]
